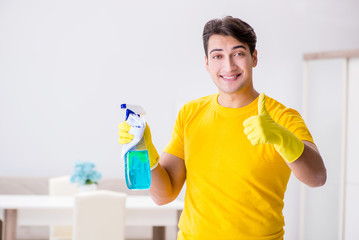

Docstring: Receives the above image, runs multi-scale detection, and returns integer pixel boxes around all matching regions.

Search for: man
[119,16,326,240]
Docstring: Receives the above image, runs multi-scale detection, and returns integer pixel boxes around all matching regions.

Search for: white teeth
[222,75,238,80]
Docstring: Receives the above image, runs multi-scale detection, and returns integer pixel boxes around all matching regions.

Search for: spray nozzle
[120,104,146,121]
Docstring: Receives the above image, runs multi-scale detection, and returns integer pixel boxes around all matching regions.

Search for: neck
[218,89,259,108]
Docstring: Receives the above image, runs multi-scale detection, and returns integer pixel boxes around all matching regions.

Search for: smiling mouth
[220,73,241,80]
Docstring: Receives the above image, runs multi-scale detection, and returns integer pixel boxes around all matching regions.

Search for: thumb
[258,93,268,115]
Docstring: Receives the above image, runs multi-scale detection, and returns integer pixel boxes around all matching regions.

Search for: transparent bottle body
[125,149,151,190]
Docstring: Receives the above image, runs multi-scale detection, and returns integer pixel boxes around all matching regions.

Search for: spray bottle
[120,104,151,190]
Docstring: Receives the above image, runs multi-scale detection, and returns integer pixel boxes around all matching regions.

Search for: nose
[223,56,238,72]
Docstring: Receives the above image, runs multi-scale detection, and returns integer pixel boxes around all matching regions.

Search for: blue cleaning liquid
[124,150,151,190]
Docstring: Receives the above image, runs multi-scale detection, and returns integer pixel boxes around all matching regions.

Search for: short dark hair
[203,16,257,57]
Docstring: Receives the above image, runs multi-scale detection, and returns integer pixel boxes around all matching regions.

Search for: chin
[220,85,245,94]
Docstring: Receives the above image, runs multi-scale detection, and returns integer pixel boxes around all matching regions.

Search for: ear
[252,50,258,67]
[205,55,209,72]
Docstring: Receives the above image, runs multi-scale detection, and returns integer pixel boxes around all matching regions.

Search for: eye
[234,52,245,57]
[212,55,222,59]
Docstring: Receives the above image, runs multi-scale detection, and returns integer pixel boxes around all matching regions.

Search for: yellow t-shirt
[163,94,314,240]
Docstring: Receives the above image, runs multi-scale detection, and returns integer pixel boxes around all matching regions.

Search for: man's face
[205,34,257,96]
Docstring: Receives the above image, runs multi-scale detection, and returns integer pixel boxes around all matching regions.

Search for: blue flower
[70,161,102,185]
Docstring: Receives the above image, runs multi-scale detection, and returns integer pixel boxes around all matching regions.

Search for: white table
[0,195,184,240]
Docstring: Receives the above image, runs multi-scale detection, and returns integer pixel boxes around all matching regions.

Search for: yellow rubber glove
[243,93,304,163]
[118,122,159,170]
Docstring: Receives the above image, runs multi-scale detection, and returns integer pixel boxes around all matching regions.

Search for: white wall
[1,0,359,239]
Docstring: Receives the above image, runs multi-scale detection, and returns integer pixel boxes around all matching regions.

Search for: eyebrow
[209,45,247,55]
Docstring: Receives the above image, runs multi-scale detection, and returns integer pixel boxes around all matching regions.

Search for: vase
[77,183,97,193]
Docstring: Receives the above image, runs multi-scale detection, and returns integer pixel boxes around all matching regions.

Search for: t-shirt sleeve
[163,107,185,160]
[276,108,315,144]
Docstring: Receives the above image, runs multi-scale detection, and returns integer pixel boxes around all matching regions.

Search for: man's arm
[149,152,186,205]
[287,141,326,187]
[243,93,327,188]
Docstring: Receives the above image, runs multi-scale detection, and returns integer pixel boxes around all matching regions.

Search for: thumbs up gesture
[243,93,304,163]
